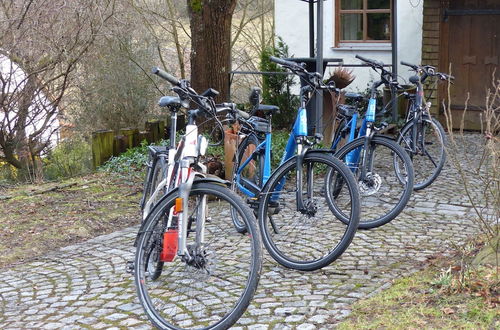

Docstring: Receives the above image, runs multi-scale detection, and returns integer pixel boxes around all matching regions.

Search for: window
[335,0,392,45]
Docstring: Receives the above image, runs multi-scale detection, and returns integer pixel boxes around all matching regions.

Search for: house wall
[275,0,424,93]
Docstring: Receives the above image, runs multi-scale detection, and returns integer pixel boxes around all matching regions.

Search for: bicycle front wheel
[135,181,262,329]
[328,135,414,229]
[258,152,360,271]
[397,117,446,190]
[230,133,263,233]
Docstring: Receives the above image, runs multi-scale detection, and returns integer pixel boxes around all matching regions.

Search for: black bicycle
[396,61,454,190]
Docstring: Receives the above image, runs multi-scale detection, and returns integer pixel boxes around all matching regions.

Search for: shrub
[43,137,93,180]
[260,37,299,129]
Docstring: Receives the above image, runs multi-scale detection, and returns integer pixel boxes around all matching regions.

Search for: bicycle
[230,56,361,271]
[395,61,454,190]
[324,54,415,229]
[133,67,262,329]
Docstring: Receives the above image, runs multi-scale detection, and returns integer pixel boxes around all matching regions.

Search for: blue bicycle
[325,55,414,229]
[230,56,360,271]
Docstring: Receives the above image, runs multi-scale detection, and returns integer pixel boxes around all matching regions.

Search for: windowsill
[332,43,392,51]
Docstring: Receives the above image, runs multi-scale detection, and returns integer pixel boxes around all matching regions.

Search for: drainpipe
[391,0,398,122]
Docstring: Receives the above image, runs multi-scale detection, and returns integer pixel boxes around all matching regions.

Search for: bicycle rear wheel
[230,133,263,233]
[397,117,446,190]
[258,152,360,271]
[140,155,167,214]
[135,181,262,329]
[327,135,414,229]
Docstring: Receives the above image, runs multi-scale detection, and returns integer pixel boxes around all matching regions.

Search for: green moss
[189,0,202,12]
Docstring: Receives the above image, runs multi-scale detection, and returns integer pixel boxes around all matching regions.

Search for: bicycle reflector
[174,197,183,213]
[161,229,178,262]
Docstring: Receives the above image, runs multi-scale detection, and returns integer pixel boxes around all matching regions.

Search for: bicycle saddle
[159,96,183,108]
[337,104,357,118]
[256,104,279,115]
[344,92,364,101]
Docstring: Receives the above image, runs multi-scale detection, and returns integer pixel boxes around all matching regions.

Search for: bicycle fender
[133,176,230,247]
[333,135,396,157]
[193,176,231,187]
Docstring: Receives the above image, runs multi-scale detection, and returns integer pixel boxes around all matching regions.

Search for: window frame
[334,0,393,47]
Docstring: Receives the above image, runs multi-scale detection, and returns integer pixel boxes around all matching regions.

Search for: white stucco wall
[275,0,423,93]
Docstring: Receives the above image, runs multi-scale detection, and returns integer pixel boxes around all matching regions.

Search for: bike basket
[248,117,270,133]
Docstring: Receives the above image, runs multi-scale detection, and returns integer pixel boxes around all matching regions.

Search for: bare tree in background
[0,0,115,180]
[230,0,275,102]
[129,0,190,79]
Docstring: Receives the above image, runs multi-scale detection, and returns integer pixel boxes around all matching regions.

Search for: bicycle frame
[330,93,379,180]
[142,107,210,261]
[235,94,309,199]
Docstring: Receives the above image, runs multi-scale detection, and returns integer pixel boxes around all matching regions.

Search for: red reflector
[160,229,178,262]
[174,198,183,214]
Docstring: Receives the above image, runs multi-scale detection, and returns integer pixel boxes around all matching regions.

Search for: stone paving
[0,134,490,329]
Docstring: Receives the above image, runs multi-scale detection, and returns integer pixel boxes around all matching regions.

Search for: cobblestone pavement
[0,134,489,329]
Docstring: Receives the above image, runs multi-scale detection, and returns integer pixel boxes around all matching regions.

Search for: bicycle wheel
[135,181,262,329]
[327,135,414,229]
[140,155,167,213]
[258,151,360,271]
[397,117,446,190]
[230,133,263,233]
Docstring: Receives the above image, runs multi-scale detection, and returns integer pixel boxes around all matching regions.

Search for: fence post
[91,130,114,169]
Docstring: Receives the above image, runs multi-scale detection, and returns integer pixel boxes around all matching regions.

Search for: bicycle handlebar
[216,103,251,120]
[400,61,455,82]
[152,67,180,86]
[269,56,302,69]
[400,61,418,70]
[355,55,385,68]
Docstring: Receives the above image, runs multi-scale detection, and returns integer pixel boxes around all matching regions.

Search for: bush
[99,140,153,178]
[43,137,93,180]
[260,38,300,129]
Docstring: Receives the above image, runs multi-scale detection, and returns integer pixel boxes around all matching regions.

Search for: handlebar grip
[237,110,250,120]
[269,56,300,69]
[152,67,180,86]
[400,61,418,70]
[355,54,384,67]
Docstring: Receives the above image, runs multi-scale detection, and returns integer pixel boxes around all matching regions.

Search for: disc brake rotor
[358,172,382,196]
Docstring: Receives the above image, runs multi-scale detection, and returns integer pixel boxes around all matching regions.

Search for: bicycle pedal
[125,260,134,274]
[247,197,260,210]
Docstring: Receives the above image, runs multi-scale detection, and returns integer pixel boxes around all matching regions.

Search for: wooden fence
[91,120,166,169]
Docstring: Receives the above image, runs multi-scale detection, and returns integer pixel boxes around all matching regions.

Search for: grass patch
[338,251,499,329]
[0,172,142,268]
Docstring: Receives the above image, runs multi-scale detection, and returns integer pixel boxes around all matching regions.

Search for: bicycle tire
[396,117,446,190]
[326,135,414,229]
[135,181,262,329]
[230,133,263,233]
[258,151,360,271]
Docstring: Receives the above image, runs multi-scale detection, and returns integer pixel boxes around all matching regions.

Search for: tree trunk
[187,0,236,102]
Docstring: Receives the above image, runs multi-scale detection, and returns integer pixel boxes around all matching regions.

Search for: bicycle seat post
[169,107,179,149]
